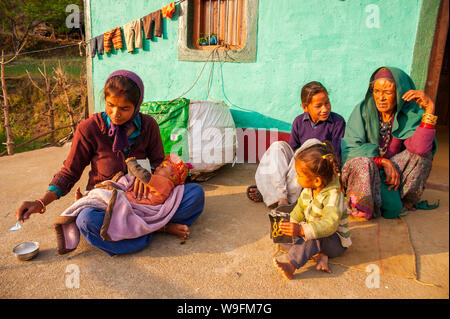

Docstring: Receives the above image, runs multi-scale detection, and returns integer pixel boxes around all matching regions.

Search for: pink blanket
[54,173,184,254]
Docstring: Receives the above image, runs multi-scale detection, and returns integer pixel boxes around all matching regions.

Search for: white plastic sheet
[188,100,237,174]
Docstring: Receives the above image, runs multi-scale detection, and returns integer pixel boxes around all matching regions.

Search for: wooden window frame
[178,0,258,62]
[192,0,246,51]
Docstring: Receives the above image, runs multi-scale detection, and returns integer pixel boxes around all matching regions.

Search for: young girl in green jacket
[273,141,351,280]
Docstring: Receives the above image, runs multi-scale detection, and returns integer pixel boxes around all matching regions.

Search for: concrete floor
[0,132,448,299]
[427,126,449,190]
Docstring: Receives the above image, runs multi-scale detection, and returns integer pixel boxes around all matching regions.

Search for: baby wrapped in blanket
[54,154,191,254]
[125,154,191,205]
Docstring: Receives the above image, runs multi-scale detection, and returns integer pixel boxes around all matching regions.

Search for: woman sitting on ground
[14,70,205,256]
[341,67,437,220]
[247,81,346,208]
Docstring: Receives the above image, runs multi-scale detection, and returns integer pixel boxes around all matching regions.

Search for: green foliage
[0,0,84,50]
[0,126,49,154]
[0,0,82,26]
[4,56,84,79]
[1,55,85,155]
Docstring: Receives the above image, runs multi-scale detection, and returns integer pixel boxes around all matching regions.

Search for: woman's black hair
[103,75,141,107]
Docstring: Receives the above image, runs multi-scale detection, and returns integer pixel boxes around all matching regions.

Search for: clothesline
[3,42,85,58]
[92,1,179,40]
[92,0,184,43]
[88,0,179,57]
[3,0,184,58]
[3,0,253,113]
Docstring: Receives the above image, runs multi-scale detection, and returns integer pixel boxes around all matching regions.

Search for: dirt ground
[0,139,448,299]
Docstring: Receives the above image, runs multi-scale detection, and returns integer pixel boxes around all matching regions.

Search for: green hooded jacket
[341,67,437,164]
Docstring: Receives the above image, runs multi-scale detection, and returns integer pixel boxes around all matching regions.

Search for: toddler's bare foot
[312,253,331,273]
[273,256,295,280]
[159,223,190,241]
[278,198,289,206]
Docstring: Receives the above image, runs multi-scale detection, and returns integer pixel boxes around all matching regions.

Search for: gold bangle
[424,113,437,120]
[36,199,46,214]
[422,113,438,125]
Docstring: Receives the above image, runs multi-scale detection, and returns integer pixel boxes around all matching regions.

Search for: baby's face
[155,161,174,179]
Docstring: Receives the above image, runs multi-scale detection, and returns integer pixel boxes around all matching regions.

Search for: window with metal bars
[193,0,246,50]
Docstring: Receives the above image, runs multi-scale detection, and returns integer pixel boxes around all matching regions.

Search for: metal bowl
[13,241,40,261]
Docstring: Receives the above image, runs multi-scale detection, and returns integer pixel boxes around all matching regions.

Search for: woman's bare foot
[312,253,331,273]
[159,223,190,241]
[273,256,295,280]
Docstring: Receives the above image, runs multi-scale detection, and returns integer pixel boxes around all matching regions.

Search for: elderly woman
[341,67,437,220]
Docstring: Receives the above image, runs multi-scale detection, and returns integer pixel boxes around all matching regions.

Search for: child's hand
[132,177,145,200]
[132,177,153,200]
[279,221,303,237]
[75,187,84,201]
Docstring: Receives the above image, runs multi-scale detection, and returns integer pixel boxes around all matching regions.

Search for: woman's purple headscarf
[105,70,144,152]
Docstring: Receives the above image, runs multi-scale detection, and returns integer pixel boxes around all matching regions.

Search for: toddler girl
[273,141,351,279]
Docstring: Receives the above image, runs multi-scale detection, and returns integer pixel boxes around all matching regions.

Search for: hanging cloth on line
[123,19,143,52]
[162,2,176,18]
[143,10,163,40]
[104,27,123,52]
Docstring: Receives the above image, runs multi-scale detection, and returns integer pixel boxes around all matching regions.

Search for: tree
[1,52,13,155]
[0,0,83,51]
[26,62,58,146]
[1,46,27,155]
[0,0,82,155]
[54,60,77,136]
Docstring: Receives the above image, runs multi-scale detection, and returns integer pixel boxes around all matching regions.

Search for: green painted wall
[411,0,441,91]
[89,0,424,133]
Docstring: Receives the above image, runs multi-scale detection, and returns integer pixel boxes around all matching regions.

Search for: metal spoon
[9,220,22,231]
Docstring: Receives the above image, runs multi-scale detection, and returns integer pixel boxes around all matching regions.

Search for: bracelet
[420,121,435,129]
[35,199,46,214]
[422,113,438,126]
